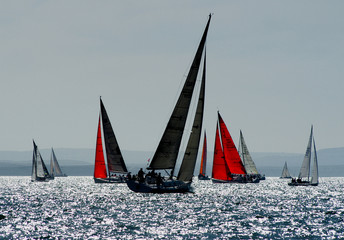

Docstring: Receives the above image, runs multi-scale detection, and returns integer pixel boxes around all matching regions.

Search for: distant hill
[0,147,343,177]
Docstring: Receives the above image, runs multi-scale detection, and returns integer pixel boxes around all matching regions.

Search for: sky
[1,1,343,154]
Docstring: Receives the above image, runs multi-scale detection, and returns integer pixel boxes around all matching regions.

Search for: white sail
[281,162,291,178]
[31,140,52,181]
[31,145,37,181]
[51,148,64,177]
[239,131,259,175]
[311,137,319,185]
[298,126,313,179]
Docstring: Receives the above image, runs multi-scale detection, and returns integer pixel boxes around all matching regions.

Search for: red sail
[212,125,232,180]
[218,113,246,175]
[199,132,207,176]
[94,116,107,179]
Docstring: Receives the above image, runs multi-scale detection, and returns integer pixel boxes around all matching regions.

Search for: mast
[100,98,128,174]
[218,112,246,175]
[298,125,313,180]
[148,15,211,171]
[177,48,206,182]
[94,114,107,179]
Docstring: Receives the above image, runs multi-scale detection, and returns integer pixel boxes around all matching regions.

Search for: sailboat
[288,125,319,186]
[211,112,259,184]
[50,148,67,178]
[238,130,265,180]
[280,162,291,179]
[126,15,211,193]
[198,131,210,180]
[93,98,128,183]
[31,140,52,182]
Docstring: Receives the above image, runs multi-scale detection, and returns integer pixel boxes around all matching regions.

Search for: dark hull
[288,181,318,186]
[259,175,266,180]
[94,177,126,184]
[198,174,210,180]
[31,177,49,182]
[212,178,260,184]
[126,180,192,193]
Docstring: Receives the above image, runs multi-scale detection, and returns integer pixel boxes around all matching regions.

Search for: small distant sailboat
[126,15,211,193]
[93,98,128,183]
[238,130,265,180]
[198,131,210,180]
[288,125,319,186]
[50,148,67,178]
[31,140,52,182]
[280,162,291,179]
[211,112,259,184]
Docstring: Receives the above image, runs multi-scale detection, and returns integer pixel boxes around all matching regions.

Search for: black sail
[100,98,128,174]
[177,49,206,182]
[148,15,211,170]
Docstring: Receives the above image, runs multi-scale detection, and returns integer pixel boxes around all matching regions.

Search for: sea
[0,177,343,239]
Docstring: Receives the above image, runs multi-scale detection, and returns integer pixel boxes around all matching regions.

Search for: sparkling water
[0,177,343,239]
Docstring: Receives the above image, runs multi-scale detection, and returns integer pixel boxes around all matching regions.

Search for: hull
[288,181,318,186]
[198,174,210,180]
[94,177,126,184]
[31,177,49,182]
[55,174,68,177]
[259,174,266,180]
[126,179,192,193]
[212,177,260,184]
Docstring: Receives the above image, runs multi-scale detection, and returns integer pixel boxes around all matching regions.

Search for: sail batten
[149,15,211,170]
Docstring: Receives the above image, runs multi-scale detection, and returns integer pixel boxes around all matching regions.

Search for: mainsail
[94,115,108,179]
[288,125,319,186]
[311,137,319,185]
[31,140,51,181]
[50,148,65,177]
[298,125,313,180]
[238,130,259,175]
[281,162,291,178]
[218,113,246,175]
[100,98,128,174]
[177,49,206,182]
[212,124,232,181]
[148,15,211,172]
[199,131,207,177]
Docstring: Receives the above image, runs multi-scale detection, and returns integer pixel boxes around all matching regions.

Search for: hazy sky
[1,1,343,154]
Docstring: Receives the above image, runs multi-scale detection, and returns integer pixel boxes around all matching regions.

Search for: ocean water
[0,177,343,239]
